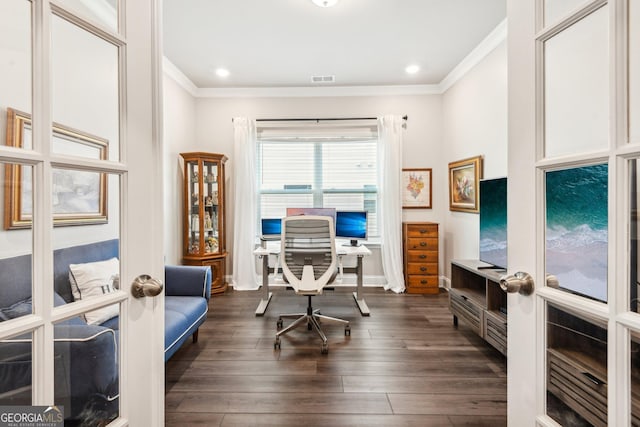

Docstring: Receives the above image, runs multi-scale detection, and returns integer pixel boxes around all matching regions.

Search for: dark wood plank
[388,393,507,416]
[342,376,507,395]
[176,392,393,414]
[220,414,453,426]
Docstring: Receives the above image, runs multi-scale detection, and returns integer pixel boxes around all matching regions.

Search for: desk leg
[352,255,370,316]
[255,255,273,316]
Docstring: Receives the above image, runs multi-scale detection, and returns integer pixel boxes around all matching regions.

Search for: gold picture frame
[448,155,483,213]
[402,168,432,209]
[4,108,109,229]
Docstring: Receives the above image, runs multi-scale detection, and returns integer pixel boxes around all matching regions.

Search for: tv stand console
[449,260,507,355]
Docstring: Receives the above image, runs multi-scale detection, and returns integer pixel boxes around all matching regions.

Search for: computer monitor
[335,210,367,247]
[285,207,336,223]
[261,218,282,240]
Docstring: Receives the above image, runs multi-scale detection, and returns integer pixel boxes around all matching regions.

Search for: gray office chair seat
[274,215,350,354]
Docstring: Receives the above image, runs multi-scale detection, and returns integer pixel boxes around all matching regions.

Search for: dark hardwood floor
[165,287,507,426]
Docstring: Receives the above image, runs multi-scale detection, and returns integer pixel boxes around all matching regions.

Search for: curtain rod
[254,115,407,123]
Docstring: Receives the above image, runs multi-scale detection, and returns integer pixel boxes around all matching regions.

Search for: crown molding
[163,18,507,98]
[195,84,441,98]
[438,18,507,93]
[162,57,198,96]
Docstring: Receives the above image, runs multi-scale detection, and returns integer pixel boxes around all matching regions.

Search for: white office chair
[274,215,350,354]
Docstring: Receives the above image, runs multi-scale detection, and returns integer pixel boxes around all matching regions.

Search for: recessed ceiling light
[311,0,339,7]
[215,68,230,78]
[405,65,420,74]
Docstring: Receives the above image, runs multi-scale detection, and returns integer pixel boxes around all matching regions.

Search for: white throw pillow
[68,258,119,325]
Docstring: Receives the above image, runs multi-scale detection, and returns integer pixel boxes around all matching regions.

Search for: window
[257,132,379,237]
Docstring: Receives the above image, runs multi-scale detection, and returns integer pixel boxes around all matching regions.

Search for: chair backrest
[280,215,337,294]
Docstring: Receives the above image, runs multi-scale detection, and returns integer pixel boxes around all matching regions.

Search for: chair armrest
[164,265,212,301]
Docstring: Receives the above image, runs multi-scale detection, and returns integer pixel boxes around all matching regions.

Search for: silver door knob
[131,274,163,298]
[499,272,534,295]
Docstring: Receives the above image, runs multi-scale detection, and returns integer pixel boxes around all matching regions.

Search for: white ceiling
[162,0,506,89]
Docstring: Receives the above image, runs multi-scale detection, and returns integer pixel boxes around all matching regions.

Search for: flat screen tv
[479,177,507,270]
[335,210,367,247]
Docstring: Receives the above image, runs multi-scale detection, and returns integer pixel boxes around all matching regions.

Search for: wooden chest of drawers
[402,222,439,294]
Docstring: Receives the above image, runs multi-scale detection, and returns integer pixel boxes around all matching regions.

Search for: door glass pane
[631,160,640,312]
[546,303,607,426]
[544,6,609,158]
[52,172,119,302]
[546,164,608,302]
[0,0,31,141]
[544,0,591,26]
[631,330,640,424]
[630,0,640,143]
[54,308,119,425]
[0,331,33,407]
[1,162,33,315]
[56,0,118,32]
[51,14,119,161]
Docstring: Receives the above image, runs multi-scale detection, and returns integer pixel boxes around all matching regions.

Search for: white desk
[253,242,372,317]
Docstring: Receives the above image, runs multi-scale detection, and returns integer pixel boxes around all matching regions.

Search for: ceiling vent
[311,75,335,84]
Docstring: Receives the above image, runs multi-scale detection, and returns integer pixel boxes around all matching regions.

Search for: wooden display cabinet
[180,152,228,294]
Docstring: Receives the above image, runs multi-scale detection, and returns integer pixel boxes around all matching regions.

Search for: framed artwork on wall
[448,155,483,213]
[3,108,109,229]
[402,168,432,209]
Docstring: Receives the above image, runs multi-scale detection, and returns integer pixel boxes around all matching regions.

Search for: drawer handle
[419,229,427,234]
[581,371,604,386]
[420,266,427,272]
[419,254,426,259]
[420,242,427,247]
[420,280,427,284]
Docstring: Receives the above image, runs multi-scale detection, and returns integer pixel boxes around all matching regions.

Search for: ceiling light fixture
[405,65,420,74]
[311,0,339,7]
[215,68,230,78]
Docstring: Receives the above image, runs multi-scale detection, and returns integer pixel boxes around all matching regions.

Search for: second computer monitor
[285,207,336,223]
[335,210,367,247]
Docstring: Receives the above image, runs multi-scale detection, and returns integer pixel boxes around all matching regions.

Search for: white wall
[162,74,197,264]
[441,40,508,282]
[158,94,444,280]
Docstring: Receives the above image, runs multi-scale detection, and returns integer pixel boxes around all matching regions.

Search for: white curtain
[232,117,259,290]
[377,115,406,293]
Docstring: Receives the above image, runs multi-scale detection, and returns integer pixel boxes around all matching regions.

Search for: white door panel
[508,0,638,425]
[0,0,163,425]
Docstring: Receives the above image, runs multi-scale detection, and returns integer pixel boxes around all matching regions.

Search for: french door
[508,0,639,425]
[0,0,164,425]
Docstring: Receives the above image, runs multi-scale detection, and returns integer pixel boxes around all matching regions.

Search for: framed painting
[448,155,483,213]
[402,168,432,209]
[4,108,109,229]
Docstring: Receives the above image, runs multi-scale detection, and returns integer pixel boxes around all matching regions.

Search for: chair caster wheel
[345,326,351,336]
[277,319,283,329]
[274,337,281,350]
[321,343,328,354]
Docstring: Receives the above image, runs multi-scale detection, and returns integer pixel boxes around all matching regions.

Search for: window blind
[257,124,379,237]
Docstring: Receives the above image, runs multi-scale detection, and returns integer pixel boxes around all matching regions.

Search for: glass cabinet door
[202,160,220,254]
[186,159,200,255]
